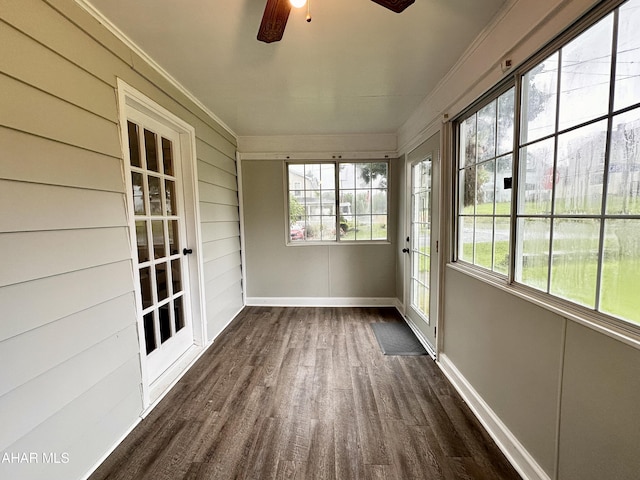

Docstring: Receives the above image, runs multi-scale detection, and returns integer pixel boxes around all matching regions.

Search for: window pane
[519,138,554,214]
[460,114,477,168]
[607,108,640,214]
[521,53,558,144]
[171,258,182,294]
[372,189,387,214]
[148,176,162,215]
[474,217,494,269]
[320,163,335,190]
[615,0,640,111]
[139,267,153,309]
[131,172,146,215]
[156,262,168,301]
[305,217,322,240]
[174,296,185,332]
[550,219,600,307]
[162,137,174,175]
[165,179,177,216]
[144,129,159,172]
[460,165,476,214]
[159,303,171,343]
[143,312,156,354]
[496,154,513,214]
[517,218,550,291]
[321,216,336,241]
[152,220,166,259]
[136,221,150,263]
[305,164,321,188]
[289,164,305,190]
[476,160,495,215]
[128,121,141,167]
[339,163,355,189]
[497,88,515,156]
[355,218,372,240]
[493,217,511,275]
[555,121,607,214]
[355,191,371,215]
[372,215,388,240]
[600,219,640,324]
[558,15,613,130]
[459,216,475,263]
[168,220,179,255]
[477,101,497,161]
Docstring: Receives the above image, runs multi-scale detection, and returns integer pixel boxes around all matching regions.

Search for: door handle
[183,248,193,255]
[402,248,410,254]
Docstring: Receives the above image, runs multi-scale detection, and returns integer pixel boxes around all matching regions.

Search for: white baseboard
[246,297,401,308]
[438,353,551,480]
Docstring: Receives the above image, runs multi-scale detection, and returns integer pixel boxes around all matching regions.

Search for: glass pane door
[411,159,432,321]
[127,120,191,378]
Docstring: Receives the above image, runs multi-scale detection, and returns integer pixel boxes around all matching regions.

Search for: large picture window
[287,161,389,243]
[455,0,640,327]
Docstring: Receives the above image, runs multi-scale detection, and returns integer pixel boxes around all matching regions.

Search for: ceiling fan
[257,0,415,43]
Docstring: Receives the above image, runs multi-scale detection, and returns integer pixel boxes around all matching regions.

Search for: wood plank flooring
[90,307,521,480]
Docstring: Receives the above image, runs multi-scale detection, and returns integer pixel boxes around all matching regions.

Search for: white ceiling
[85,0,506,137]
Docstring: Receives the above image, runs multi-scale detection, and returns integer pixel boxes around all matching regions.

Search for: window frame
[452,0,640,338]
[285,159,391,245]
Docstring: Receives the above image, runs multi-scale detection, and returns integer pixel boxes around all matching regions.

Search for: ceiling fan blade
[257,0,292,43]
[370,0,415,13]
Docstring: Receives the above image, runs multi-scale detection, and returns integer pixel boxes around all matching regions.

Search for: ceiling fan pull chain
[306,0,312,22]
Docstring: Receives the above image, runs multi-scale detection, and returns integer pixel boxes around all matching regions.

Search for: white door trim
[116,79,206,407]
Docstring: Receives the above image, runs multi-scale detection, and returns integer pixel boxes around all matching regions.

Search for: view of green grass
[464,239,640,325]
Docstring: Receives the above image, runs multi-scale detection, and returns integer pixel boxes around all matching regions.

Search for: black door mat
[370,322,427,356]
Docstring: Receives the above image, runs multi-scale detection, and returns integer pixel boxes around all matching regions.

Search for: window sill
[447,262,640,351]
[286,240,392,247]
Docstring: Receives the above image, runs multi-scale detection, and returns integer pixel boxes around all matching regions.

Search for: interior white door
[404,133,440,354]
[125,114,195,383]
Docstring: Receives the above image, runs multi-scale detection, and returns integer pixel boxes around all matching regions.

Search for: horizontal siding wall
[0,2,241,480]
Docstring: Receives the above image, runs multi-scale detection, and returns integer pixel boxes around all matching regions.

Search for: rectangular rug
[370,322,427,356]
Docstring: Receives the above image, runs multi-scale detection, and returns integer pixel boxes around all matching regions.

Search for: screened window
[287,161,389,243]
[455,0,640,327]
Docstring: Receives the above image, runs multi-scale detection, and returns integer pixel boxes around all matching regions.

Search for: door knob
[183,248,193,255]
[402,248,410,253]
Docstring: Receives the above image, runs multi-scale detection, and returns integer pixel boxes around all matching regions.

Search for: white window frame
[285,160,391,244]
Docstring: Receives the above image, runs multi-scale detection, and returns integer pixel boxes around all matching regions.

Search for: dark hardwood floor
[90,307,521,480]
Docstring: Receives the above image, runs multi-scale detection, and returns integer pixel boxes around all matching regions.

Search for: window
[287,161,389,242]
[458,88,515,275]
[455,0,640,327]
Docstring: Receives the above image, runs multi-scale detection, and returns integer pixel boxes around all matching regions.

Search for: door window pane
[132,172,146,215]
[168,220,180,255]
[128,121,141,168]
[174,297,185,332]
[156,262,168,301]
[172,259,182,294]
[165,179,177,215]
[162,137,174,175]
[143,312,156,354]
[159,303,171,343]
[144,129,159,172]
[152,220,166,259]
[148,176,162,215]
[136,221,150,263]
[139,267,153,309]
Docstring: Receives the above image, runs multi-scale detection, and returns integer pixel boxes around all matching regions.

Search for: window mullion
[510,75,523,285]
[335,161,341,242]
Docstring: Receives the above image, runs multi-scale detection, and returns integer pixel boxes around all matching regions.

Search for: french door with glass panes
[404,134,440,355]
[126,115,194,383]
